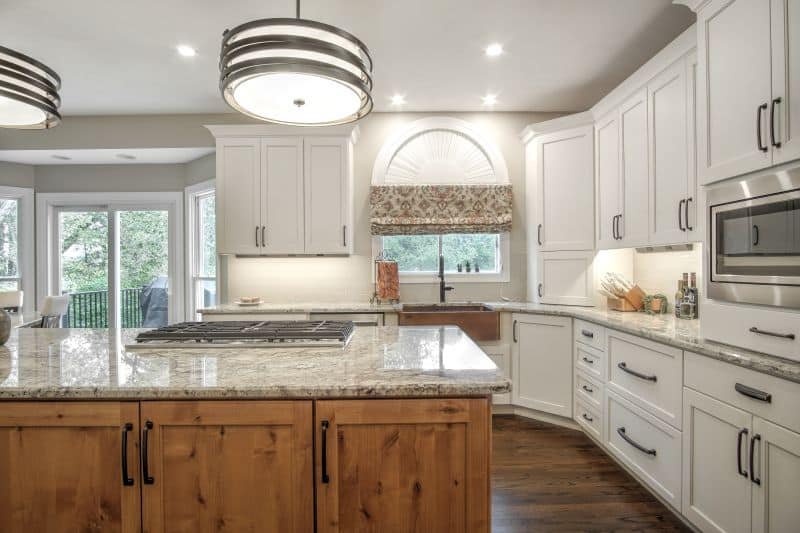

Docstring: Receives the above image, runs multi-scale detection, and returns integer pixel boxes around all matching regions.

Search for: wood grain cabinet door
[0,401,141,533]
[141,400,314,533]
[315,398,490,533]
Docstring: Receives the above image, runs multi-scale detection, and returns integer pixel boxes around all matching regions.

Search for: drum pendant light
[219,0,373,126]
[0,45,61,129]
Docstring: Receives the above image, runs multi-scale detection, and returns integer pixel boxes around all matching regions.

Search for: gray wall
[0,161,35,188]
[34,164,187,193]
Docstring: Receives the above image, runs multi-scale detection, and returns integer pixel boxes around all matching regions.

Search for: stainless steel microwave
[708,164,800,309]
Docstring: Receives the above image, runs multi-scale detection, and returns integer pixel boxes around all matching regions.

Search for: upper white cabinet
[595,110,622,249]
[695,0,800,184]
[530,124,595,251]
[619,88,650,248]
[536,250,595,306]
[208,126,357,256]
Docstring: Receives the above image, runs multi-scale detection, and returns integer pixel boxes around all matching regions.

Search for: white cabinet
[511,314,572,417]
[210,128,356,256]
[695,0,799,184]
[215,138,262,255]
[752,417,800,533]
[532,125,595,251]
[536,250,594,306]
[304,137,352,255]
[595,110,622,249]
[619,88,649,247]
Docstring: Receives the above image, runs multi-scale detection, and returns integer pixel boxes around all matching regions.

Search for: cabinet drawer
[685,351,800,434]
[575,342,605,381]
[574,319,605,351]
[575,370,603,409]
[702,301,800,363]
[575,397,602,440]
[607,330,683,429]
[605,390,682,510]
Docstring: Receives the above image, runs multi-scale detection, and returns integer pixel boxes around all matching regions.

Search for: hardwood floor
[492,415,691,532]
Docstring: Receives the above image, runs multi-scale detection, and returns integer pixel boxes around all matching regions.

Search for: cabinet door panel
[0,402,140,533]
[537,250,594,306]
[619,89,649,247]
[697,0,772,183]
[536,125,595,251]
[771,0,800,164]
[262,138,304,254]
[316,399,490,533]
[512,314,573,416]
[649,60,689,245]
[141,401,313,533]
[304,137,350,254]
[682,388,752,533]
[752,417,800,533]
[596,111,621,249]
[216,138,262,255]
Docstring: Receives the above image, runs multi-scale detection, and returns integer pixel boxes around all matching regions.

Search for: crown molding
[519,111,594,144]
[672,0,711,12]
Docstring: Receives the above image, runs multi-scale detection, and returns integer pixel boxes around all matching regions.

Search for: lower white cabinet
[535,251,594,306]
[511,314,572,417]
[751,417,800,533]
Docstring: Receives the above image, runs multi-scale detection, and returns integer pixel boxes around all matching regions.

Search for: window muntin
[382,233,501,274]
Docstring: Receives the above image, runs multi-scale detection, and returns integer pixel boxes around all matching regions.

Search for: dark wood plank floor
[492,415,691,532]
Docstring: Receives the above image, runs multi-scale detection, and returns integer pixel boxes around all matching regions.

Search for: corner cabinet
[209,126,357,256]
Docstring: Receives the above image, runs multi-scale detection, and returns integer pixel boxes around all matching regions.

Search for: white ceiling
[0,148,214,165]
[1,0,694,116]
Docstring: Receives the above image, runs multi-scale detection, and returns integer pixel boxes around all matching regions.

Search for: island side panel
[315,397,490,533]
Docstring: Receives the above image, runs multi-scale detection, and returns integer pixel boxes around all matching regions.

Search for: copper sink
[398,303,500,341]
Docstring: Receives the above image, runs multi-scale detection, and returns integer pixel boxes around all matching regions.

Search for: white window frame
[36,192,184,326]
[185,179,216,319]
[0,186,34,314]
[371,232,511,283]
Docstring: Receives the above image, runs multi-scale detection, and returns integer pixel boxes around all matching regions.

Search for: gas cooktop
[128,320,355,349]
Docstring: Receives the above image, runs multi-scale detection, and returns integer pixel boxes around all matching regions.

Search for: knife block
[607,285,646,312]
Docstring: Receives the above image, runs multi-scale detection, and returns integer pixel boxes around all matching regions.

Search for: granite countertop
[483,301,800,384]
[0,326,509,400]
[198,302,399,314]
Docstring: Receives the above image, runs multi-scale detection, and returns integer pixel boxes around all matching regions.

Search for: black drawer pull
[512,320,518,343]
[617,427,656,456]
[142,420,154,485]
[321,420,330,484]
[582,357,594,364]
[737,428,748,478]
[750,434,761,485]
[121,422,134,486]
[581,329,594,339]
[582,413,593,423]
[770,97,782,148]
[749,327,795,340]
[735,383,772,403]
[617,362,657,382]
[757,103,768,152]
[582,385,594,394]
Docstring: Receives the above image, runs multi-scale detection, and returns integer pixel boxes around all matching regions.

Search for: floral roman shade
[369,184,512,235]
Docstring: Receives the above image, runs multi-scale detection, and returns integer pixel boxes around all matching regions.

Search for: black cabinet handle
[342,225,347,247]
[538,283,543,298]
[678,199,686,231]
[617,362,657,382]
[752,224,760,246]
[512,320,518,343]
[582,384,594,394]
[757,103,768,152]
[582,413,593,422]
[582,357,594,365]
[685,197,693,231]
[321,420,330,484]
[612,216,618,240]
[617,427,656,456]
[749,434,761,485]
[142,420,154,485]
[255,226,260,247]
[537,224,542,246]
[121,422,134,486]
[770,97,782,148]
[737,428,748,478]
[617,214,623,240]
[749,326,795,341]
[261,226,266,247]
[735,382,772,403]
[581,329,594,339]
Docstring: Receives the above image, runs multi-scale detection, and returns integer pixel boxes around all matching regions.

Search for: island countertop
[0,326,509,400]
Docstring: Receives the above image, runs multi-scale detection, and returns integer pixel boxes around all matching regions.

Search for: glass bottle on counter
[674,280,684,318]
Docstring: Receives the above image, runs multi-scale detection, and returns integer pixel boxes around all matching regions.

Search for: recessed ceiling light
[485,43,504,57]
[51,155,71,161]
[176,44,197,57]
[390,94,406,106]
[482,94,498,106]
[116,153,137,160]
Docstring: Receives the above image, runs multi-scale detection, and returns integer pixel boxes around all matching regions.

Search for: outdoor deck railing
[62,288,144,328]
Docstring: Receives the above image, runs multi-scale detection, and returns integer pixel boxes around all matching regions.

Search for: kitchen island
[0,326,508,532]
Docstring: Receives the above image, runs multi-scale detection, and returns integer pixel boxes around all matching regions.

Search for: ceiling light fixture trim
[0,45,61,129]
[219,1,373,126]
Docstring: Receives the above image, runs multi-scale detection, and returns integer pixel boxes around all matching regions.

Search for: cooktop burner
[129,320,355,349]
